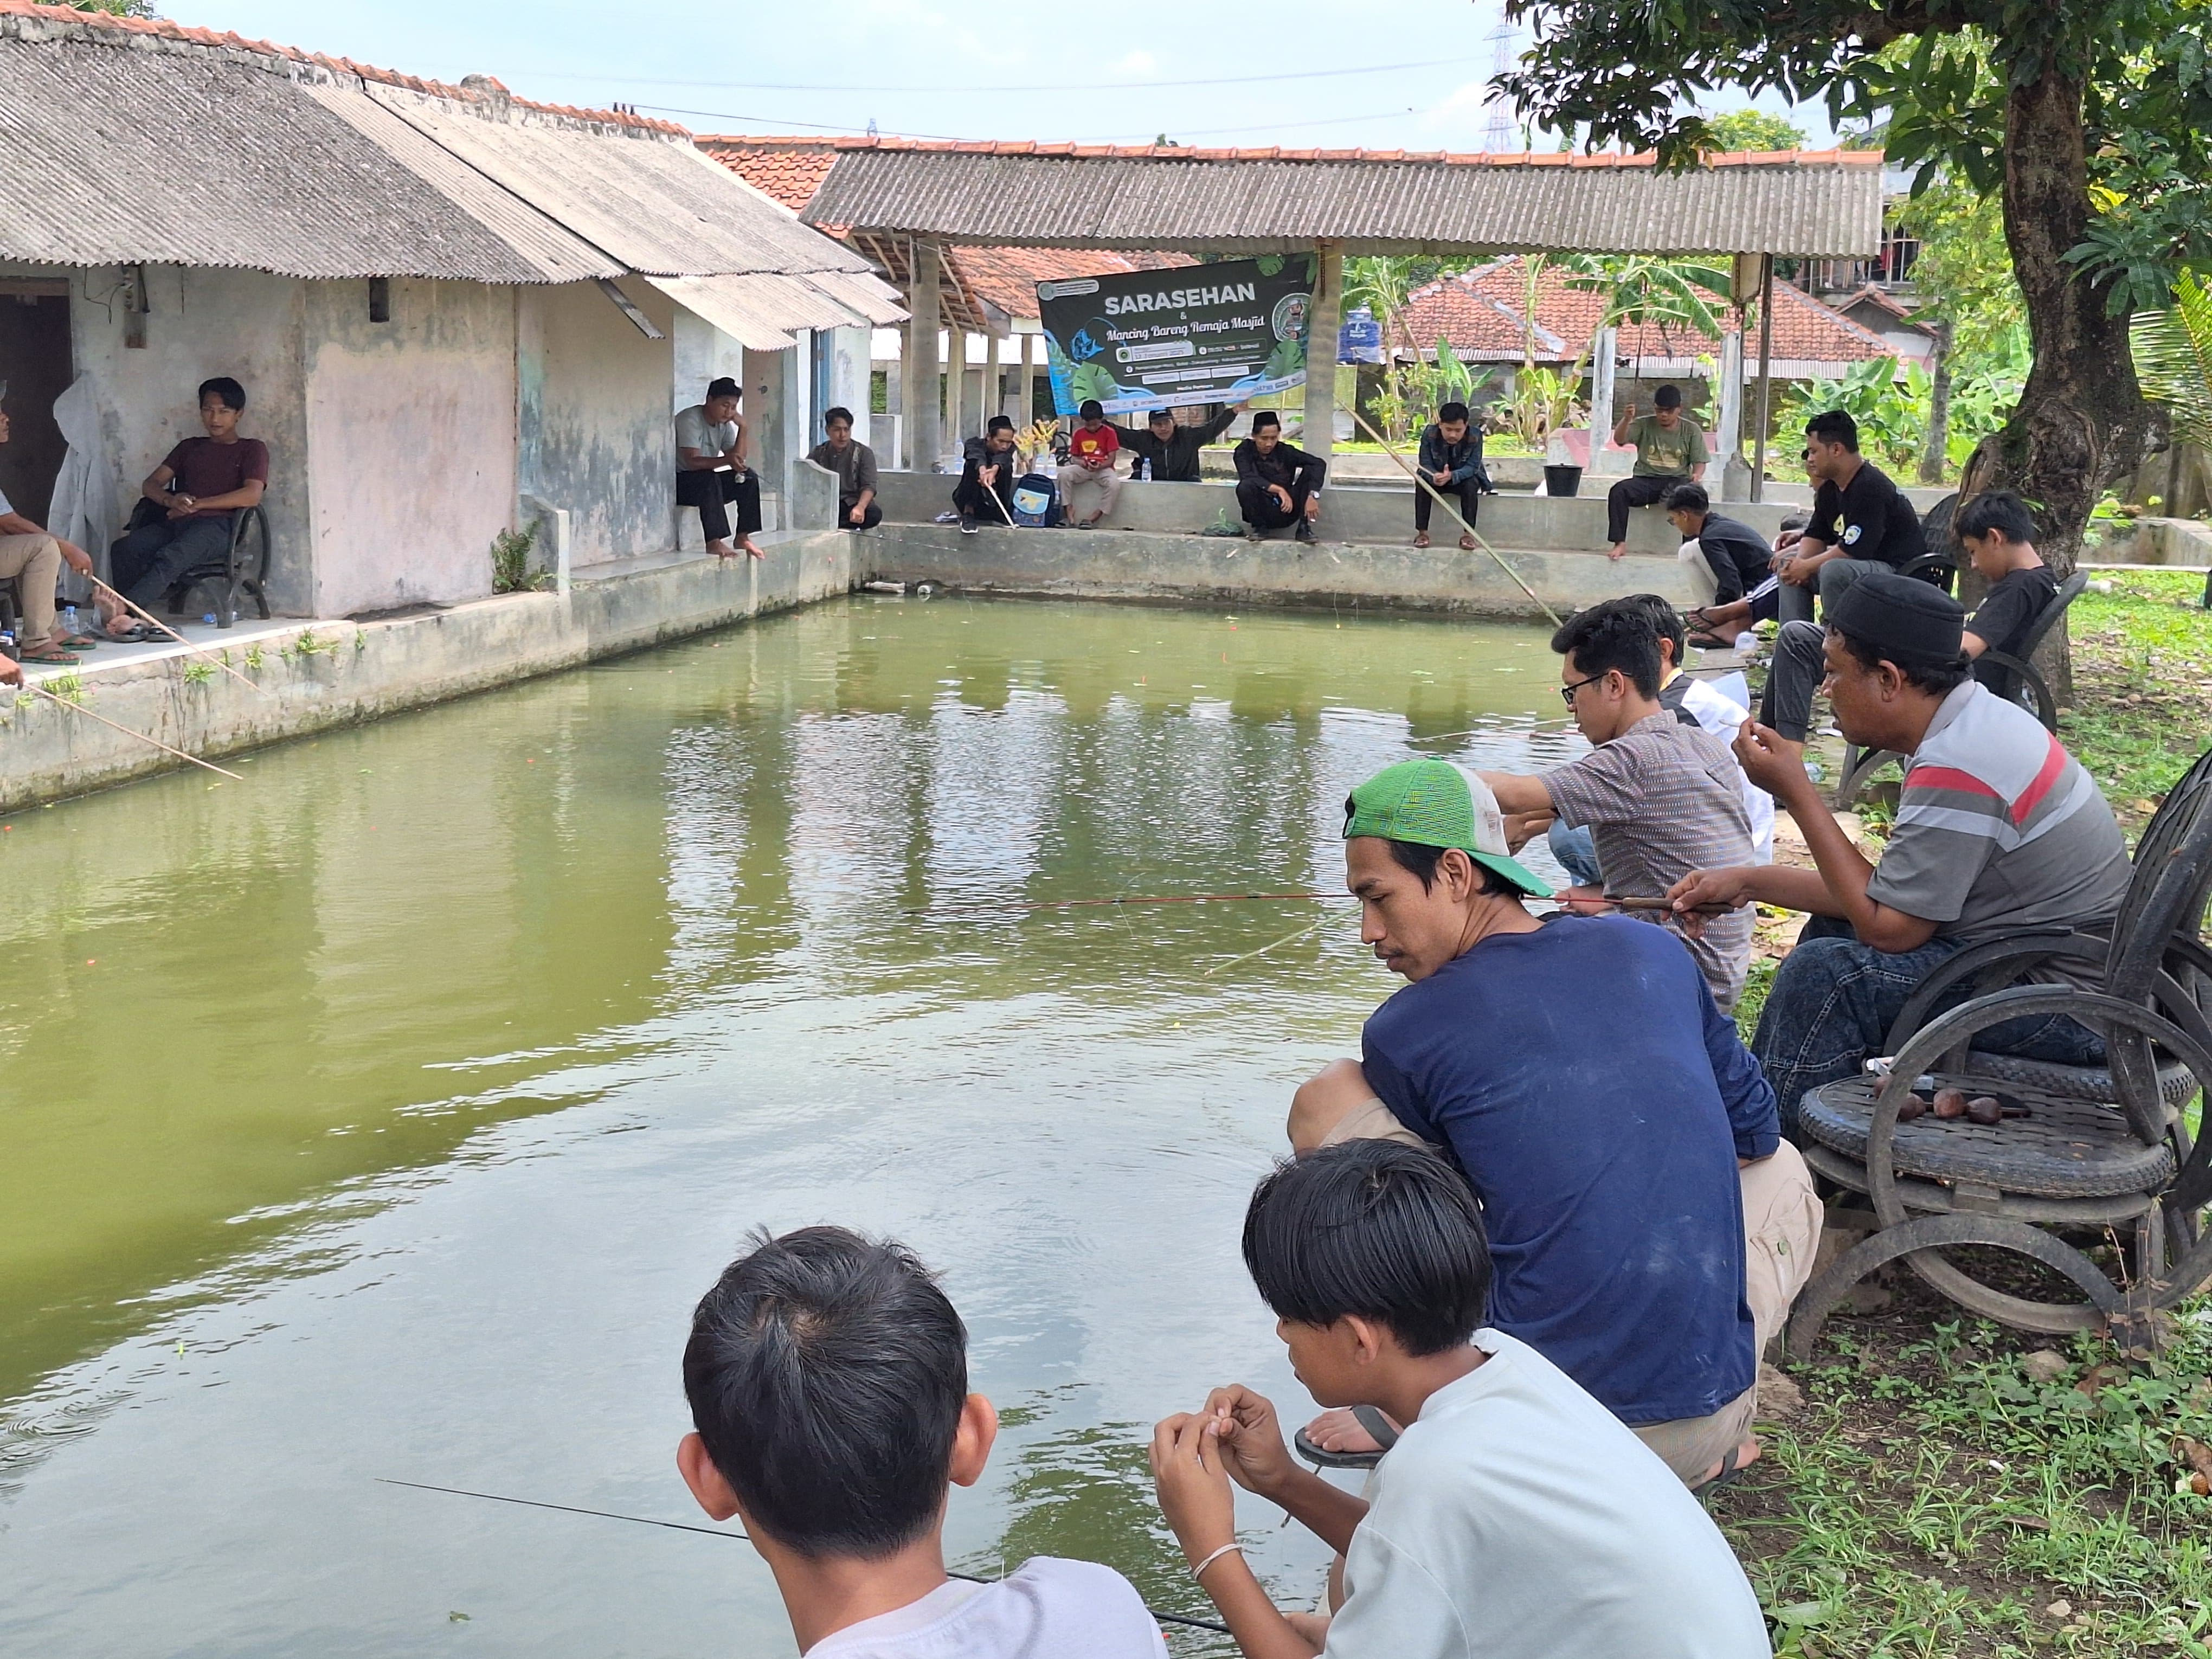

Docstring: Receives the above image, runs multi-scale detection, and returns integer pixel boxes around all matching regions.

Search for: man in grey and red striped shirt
[1667,569,2130,1134]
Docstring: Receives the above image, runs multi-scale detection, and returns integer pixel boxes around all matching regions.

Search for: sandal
[1458,533,1477,551]
[55,632,98,650]
[1692,1442,1751,1503]
[18,643,81,665]
[102,623,164,644]
[1291,1404,1401,1471]
[1413,531,1432,549]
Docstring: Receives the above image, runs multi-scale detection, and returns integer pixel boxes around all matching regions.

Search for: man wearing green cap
[1290,757,1818,1490]
[1670,568,2129,1132]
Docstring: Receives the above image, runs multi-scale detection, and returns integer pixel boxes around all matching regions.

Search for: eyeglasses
[1559,672,1609,706]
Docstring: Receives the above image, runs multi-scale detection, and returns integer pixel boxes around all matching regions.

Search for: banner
[1036,256,1314,417]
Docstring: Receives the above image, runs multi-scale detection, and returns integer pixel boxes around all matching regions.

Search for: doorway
[0,286,73,524]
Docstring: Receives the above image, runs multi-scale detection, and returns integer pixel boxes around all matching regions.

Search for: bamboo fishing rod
[909,889,1355,917]
[376,1479,1231,1635]
[89,577,271,697]
[1346,406,1564,628]
[22,680,242,780]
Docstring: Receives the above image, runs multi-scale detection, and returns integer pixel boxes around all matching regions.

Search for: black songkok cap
[1827,568,1966,666]
[706,377,740,399]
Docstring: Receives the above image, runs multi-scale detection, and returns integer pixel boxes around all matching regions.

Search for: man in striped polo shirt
[1667,569,2129,1133]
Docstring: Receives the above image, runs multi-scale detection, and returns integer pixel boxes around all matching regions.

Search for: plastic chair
[1786,749,2212,1353]
[162,505,271,628]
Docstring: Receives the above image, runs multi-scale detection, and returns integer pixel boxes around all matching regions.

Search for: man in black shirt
[1233,410,1326,543]
[1109,401,1246,483]
[1775,409,1926,624]
[1411,400,1493,549]
[951,416,1020,533]
[1663,482,1771,609]
[1758,488,2057,743]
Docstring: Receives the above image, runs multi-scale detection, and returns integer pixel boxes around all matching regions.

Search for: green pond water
[0,595,1580,1657]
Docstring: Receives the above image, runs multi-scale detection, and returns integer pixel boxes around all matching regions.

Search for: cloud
[1417,79,1501,138]
[1111,50,1158,78]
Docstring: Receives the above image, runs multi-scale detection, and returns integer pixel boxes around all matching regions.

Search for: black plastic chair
[1786,747,2212,1353]
[1832,570,2087,808]
[163,504,271,628]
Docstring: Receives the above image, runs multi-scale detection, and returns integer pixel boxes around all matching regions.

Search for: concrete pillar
[903,238,942,470]
[948,326,970,455]
[1303,241,1342,464]
[1589,327,1622,474]
[1751,256,1776,504]
[1717,328,1752,500]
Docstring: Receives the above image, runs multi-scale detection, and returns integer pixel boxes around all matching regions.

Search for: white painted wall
[303,277,516,616]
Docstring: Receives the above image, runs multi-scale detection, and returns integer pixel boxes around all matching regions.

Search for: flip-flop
[1412,532,1432,549]
[1458,535,1477,551]
[1692,1442,1750,1503]
[103,623,164,643]
[56,633,98,650]
[17,645,80,665]
[1291,1404,1400,1470]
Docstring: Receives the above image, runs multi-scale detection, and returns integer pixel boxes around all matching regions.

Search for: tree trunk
[1965,67,2156,704]
[1918,317,1952,485]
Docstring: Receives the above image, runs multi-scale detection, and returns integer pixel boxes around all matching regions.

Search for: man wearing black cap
[1668,569,2130,1131]
[1772,409,1926,624]
[952,416,1020,533]
[674,377,763,560]
[1107,400,1248,484]
[1605,384,1707,561]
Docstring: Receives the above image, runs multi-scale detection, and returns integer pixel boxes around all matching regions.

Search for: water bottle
[203,614,218,626]
[63,605,79,635]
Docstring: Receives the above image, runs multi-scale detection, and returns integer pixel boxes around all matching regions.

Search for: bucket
[1542,464,1583,498]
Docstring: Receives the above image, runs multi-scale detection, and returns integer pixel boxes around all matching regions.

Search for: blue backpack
[1011,471,1061,528]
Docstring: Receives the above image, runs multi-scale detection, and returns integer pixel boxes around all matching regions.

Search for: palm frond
[2131,271,2212,451]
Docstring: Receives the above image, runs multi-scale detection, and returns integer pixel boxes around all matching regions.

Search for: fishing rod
[377,1478,1230,1635]
[22,681,242,780]
[909,889,1355,917]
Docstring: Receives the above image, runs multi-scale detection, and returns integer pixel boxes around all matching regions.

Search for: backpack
[1011,471,1061,528]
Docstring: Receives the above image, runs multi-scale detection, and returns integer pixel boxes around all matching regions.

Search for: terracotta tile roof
[950,243,1192,319]
[0,0,682,133]
[1402,256,1894,368]
[705,138,846,211]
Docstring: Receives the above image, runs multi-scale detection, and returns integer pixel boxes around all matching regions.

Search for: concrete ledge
[0,531,854,812]
[857,520,1702,620]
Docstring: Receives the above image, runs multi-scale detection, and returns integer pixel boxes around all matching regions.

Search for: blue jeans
[1548,821,1602,888]
[1753,915,2107,1137]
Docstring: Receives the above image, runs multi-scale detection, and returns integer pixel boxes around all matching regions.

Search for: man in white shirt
[1150,1141,1771,1659]
[673,377,764,560]
[679,1226,1166,1659]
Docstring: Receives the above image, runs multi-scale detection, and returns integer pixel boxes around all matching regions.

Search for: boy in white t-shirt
[679,1226,1168,1659]
[1149,1141,1772,1659]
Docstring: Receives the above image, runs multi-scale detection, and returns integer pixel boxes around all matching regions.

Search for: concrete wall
[520,278,677,564]
[821,326,871,430]
[303,277,517,617]
[0,529,856,811]
[65,264,317,614]
[670,305,747,553]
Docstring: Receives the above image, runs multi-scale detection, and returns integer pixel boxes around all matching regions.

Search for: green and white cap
[1342,758,1551,898]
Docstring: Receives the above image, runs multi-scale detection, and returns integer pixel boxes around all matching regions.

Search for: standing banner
[1036,256,1314,416]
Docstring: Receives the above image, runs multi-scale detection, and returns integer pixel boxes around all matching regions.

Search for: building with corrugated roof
[0,2,902,617]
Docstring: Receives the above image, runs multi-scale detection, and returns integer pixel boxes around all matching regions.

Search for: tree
[57,0,157,14]
[1702,109,1806,152]
[1495,2,2212,575]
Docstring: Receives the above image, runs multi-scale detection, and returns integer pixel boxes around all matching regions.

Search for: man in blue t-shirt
[1287,757,1818,1489]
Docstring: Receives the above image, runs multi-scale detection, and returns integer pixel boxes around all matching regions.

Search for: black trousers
[952,475,1014,522]
[676,468,762,543]
[838,499,883,530]
[1605,473,1677,543]
[110,514,234,608]
[1413,480,1481,533]
[1238,476,1311,530]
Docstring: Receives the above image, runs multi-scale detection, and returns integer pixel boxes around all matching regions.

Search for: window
[368,276,391,323]
[870,368,889,415]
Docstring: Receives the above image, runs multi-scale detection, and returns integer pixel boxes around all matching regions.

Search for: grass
[1719,568,2212,1656]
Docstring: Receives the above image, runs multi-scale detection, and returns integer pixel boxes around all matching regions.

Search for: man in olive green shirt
[1605,384,1708,560]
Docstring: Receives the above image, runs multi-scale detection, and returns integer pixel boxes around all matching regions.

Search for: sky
[171,0,1835,151]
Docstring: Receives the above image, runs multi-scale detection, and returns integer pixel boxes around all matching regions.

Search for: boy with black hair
[1605,383,1707,560]
[1670,569,2129,1129]
[106,375,272,621]
[953,417,1021,535]
[1771,408,1926,623]
[1478,598,1757,1007]
[1059,398,1124,525]
[1150,1140,1771,1659]
[1232,411,1324,543]
[1664,481,1771,606]
[679,1226,1167,1659]
[807,407,881,530]
[1411,400,1491,550]
[1757,488,2059,744]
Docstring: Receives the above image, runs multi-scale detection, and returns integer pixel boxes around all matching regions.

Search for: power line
[461,54,1483,97]
[645,104,1426,144]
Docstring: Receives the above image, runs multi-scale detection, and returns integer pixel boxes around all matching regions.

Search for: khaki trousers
[0,532,61,645]
[1058,460,1124,523]
[1322,1102,1821,1484]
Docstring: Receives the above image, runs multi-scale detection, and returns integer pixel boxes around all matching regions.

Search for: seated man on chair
[1669,570,2130,1135]
[1293,757,1819,1490]
[1604,384,1706,561]
[1233,411,1324,544]
[105,377,268,629]
[0,395,110,663]
[1759,489,2057,744]
[1769,409,1925,625]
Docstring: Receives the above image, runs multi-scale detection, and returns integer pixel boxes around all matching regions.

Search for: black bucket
[1542,464,1583,498]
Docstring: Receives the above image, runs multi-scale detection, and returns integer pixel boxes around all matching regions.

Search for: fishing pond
[0,594,1583,1657]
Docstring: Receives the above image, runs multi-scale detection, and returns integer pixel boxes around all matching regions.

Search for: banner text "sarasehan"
[1103,281,1259,317]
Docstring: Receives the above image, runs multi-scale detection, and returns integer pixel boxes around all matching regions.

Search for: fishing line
[909,889,1354,918]
[377,1478,1231,1635]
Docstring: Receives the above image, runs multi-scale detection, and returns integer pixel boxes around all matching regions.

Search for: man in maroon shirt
[102,377,268,631]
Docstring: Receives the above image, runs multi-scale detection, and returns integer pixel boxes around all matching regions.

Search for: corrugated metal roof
[645,272,904,350]
[801,149,1885,259]
[0,36,553,280]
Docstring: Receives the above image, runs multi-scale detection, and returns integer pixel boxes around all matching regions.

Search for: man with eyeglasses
[1469,597,1757,1011]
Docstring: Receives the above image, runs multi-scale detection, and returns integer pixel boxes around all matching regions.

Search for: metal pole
[1750,255,1775,504]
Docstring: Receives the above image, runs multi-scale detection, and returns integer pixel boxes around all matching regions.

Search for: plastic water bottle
[62,605,79,635]
[1734,630,1759,652]
[203,613,218,626]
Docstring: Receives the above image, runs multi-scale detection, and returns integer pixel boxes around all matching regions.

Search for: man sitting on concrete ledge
[673,377,763,561]
[1234,411,1324,544]
[1411,400,1491,551]
[953,417,1020,533]
[1605,384,1706,562]
[806,406,880,531]
[1109,400,1246,483]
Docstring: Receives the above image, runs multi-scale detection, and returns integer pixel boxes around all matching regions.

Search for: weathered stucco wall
[519,278,676,563]
[670,306,745,554]
[303,277,517,616]
[67,264,316,614]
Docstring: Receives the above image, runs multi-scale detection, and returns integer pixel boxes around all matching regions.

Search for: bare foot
[1413,531,1432,549]
[740,537,766,561]
[1607,542,1628,561]
[1699,1437,1762,1487]
[709,538,737,560]
[1302,1406,1395,1456]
